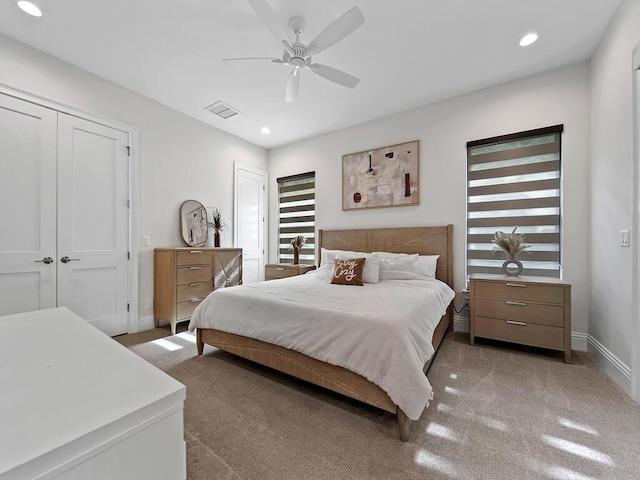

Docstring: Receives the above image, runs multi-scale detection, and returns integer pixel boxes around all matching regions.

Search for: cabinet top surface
[0,307,185,476]
[155,247,241,252]
[469,273,571,286]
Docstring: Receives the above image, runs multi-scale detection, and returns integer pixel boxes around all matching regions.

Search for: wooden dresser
[265,264,316,281]
[469,274,572,362]
[154,247,242,334]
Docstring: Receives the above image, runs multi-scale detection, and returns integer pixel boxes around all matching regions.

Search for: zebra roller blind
[277,172,315,265]
[467,125,563,279]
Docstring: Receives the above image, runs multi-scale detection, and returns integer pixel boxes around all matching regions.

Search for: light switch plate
[142,235,151,246]
[620,230,630,247]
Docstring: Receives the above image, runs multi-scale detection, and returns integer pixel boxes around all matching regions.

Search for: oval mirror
[180,199,208,247]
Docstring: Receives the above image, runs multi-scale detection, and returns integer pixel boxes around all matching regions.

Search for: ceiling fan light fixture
[261,127,271,134]
[519,32,538,47]
[17,1,42,17]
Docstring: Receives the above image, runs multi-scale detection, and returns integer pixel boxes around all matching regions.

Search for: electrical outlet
[146,298,153,309]
[142,235,151,246]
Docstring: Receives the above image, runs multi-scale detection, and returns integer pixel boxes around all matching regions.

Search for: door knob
[60,256,80,263]
[34,257,54,264]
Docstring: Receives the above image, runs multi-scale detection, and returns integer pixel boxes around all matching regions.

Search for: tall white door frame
[234,163,267,283]
[632,44,640,402]
[0,82,140,333]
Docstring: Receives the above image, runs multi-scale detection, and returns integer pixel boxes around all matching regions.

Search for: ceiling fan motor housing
[283,46,311,67]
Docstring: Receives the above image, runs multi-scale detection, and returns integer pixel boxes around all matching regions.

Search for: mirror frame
[180,199,208,247]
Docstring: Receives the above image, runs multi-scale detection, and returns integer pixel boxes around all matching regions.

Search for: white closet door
[57,114,129,336]
[0,95,57,316]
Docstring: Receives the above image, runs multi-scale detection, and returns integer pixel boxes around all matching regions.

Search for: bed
[190,225,454,441]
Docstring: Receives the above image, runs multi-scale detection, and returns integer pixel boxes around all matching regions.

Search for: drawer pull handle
[189,250,203,254]
[506,320,527,326]
[506,283,526,288]
[189,266,202,270]
[188,298,204,303]
[506,301,527,306]
[276,268,285,271]
[189,282,204,286]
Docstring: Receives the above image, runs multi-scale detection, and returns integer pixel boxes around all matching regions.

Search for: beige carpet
[116,327,640,480]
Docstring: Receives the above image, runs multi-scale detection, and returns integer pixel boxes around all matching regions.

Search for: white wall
[269,63,592,340]
[0,33,268,325]
[590,0,640,393]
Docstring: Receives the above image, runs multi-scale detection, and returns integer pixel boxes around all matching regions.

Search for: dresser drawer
[474,298,564,327]
[176,299,203,320]
[177,266,213,285]
[475,281,564,304]
[266,266,299,280]
[177,283,213,303]
[475,316,564,350]
[176,250,213,266]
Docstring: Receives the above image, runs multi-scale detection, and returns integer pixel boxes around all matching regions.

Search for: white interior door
[0,95,58,316]
[234,163,267,283]
[57,114,130,336]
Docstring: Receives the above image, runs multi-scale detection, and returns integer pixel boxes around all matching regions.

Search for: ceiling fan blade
[307,7,365,55]
[307,63,360,89]
[222,57,282,62]
[246,0,292,45]
[285,69,300,103]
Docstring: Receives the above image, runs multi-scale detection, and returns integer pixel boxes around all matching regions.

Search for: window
[277,172,315,265]
[466,125,563,279]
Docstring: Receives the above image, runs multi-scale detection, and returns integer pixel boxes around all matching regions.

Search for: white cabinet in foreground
[0,308,186,480]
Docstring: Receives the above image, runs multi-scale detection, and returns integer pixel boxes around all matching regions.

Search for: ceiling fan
[224,0,365,103]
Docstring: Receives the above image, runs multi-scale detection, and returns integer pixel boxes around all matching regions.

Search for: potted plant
[492,226,529,276]
[289,235,306,265]
[207,207,225,248]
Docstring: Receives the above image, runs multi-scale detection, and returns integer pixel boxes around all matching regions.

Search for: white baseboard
[453,315,469,333]
[137,315,155,332]
[587,335,631,395]
[571,331,588,352]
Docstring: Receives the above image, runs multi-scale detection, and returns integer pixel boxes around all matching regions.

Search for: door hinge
[127,303,130,312]
[127,199,131,208]
[262,216,265,223]
[263,184,265,190]
[126,146,131,156]
[127,251,130,260]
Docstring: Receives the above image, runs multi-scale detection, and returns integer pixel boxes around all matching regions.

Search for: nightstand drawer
[475,281,564,304]
[177,266,213,285]
[474,298,564,327]
[177,283,213,303]
[475,316,564,350]
[176,250,213,266]
[266,266,299,280]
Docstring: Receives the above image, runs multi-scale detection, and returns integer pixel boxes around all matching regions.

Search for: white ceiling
[0,0,622,149]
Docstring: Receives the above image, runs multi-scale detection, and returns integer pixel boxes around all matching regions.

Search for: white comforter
[188,265,455,420]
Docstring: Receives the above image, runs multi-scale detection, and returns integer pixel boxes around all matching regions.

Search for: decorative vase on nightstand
[293,250,299,265]
[502,254,523,276]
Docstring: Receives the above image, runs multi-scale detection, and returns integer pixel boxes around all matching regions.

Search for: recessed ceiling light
[261,127,270,134]
[17,1,42,17]
[519,33,538,47]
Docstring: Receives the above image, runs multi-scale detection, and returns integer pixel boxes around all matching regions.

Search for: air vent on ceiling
[204,101,240,119]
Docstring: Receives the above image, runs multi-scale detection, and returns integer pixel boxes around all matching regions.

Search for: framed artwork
[342,140,419,210]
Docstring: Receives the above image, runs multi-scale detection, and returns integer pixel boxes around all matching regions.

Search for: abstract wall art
[342,140,419,210]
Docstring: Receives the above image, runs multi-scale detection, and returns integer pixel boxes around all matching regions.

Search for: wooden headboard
[318,225,454,289]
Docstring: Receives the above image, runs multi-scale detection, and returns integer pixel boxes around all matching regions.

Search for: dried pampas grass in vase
[492,226,529,276]
[289,235,306,265]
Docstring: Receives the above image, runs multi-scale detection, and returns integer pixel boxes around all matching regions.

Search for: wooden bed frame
[196,225,454,441]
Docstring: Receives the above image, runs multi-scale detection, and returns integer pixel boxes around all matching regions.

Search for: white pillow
[321,248,368,266]
[417,255,440,279]
[335,252,380,284]
[371,252,419,280]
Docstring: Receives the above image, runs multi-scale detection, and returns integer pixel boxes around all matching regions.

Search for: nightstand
[265,264,316,281]
[469,274,572,362]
